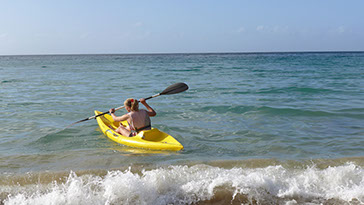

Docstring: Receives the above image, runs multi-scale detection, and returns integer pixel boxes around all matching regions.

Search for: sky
[1,0,364,55]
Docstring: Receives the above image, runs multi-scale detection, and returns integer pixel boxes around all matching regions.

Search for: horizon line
[1,50,364,57]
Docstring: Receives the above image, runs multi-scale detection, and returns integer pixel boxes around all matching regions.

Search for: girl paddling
[109,98,156,137]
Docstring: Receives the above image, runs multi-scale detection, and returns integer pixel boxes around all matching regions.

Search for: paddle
[67,82,188,127]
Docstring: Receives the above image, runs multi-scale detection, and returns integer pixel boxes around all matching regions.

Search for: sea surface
[1,52,363,204]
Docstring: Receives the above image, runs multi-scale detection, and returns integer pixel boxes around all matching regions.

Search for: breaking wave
[2,162,363,205]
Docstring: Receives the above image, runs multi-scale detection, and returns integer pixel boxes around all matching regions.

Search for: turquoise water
[1,52,364,204]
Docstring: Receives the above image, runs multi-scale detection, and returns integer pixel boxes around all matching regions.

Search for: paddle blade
[160,82,189,95]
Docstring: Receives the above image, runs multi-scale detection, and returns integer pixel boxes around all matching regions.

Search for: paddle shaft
[92,93,160,119]
[67,82,188,127]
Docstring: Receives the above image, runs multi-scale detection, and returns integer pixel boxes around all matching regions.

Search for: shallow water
[1,52,363,204]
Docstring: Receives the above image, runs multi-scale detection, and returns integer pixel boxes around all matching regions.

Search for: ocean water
[0,52,363,204]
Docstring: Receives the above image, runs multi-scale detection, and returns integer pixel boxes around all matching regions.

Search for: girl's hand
[139,98,146,104]
[109,108,115,114]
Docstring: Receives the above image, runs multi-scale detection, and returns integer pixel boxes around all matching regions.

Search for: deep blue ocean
[1,52,363,204]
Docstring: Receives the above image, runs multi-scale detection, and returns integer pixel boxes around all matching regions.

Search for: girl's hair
[124,98,139,111]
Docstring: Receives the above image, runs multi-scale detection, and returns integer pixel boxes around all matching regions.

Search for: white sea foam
[3,163,364,205]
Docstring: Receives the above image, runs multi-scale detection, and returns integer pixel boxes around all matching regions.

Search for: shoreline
[1,158,363,204]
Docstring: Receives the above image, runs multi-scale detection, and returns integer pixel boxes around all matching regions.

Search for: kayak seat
[139,128,168,142]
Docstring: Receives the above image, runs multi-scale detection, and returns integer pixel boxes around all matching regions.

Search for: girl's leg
[115,125,131,137]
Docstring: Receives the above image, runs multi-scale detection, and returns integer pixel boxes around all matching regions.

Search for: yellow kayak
[95,110,183,151]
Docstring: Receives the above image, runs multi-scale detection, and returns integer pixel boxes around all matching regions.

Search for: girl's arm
[139,98,156,116]
[109,108,130,122]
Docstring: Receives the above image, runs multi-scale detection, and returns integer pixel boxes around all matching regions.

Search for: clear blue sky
[1,0,364,55]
